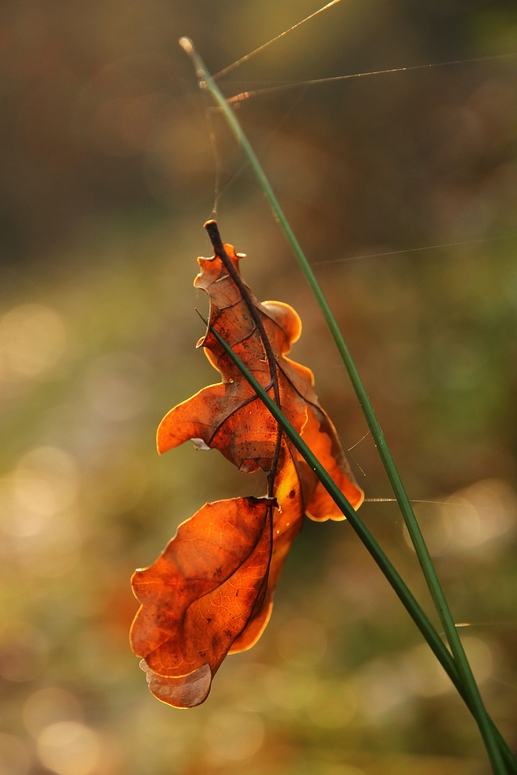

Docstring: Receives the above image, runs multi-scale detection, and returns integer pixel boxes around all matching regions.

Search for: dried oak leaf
[130,496,273,707]
[130,449,304,706]
[157,242,364,516]
[131,237,364,708]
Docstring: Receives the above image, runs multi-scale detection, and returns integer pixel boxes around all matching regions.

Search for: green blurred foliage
[0,1,517,773]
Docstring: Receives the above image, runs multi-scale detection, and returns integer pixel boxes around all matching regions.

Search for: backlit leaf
[131,227,363,707]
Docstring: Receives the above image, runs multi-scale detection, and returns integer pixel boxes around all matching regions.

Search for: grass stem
[203,315,516,774]
[184,39,515,773]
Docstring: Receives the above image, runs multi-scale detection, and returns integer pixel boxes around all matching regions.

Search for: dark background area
[1,1,517,773]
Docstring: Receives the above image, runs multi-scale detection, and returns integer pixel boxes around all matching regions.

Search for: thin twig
[204,219,283,497]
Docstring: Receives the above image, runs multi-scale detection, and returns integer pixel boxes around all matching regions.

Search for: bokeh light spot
[13,447,79,517]
[402,501,450,557]
[462,637,494,685]
[0,478,46,538]
[403,478,517,556]
[445,479,517,549]
[37,722,100,775]
[0,304,66,381]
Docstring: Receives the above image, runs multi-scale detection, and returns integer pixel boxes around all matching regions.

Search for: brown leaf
[298,404,364,519]
[132,228,364,707]
[130,496,273,708]
[157,245,310,473]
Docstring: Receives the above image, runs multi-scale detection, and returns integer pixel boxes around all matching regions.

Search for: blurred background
[1,0,517,773]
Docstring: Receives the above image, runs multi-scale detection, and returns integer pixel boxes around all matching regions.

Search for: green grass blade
[202,314,516,773]
[182,40,513,773]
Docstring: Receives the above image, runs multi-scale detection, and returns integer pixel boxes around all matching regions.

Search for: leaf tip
[140,660,212,709]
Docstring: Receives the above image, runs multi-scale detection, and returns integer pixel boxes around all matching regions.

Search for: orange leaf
[157,239,363,511]
[157,245,310,473]
[131,226,364,707]
[299,404,364,518]
[130,496,273,708]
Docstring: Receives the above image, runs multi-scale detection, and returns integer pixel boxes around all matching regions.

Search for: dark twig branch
[204,219,282,497]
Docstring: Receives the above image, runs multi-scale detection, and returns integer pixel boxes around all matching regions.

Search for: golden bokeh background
[1,1,517,773]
